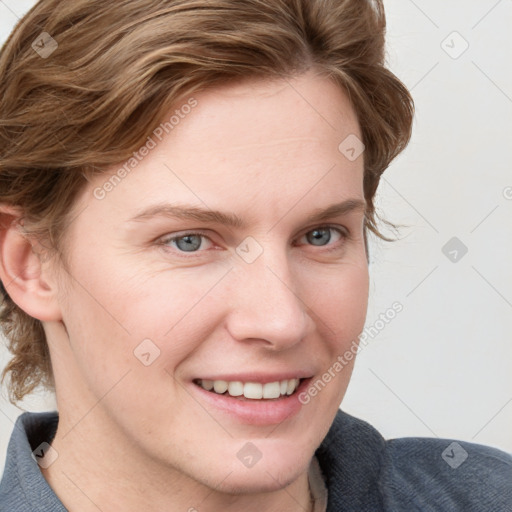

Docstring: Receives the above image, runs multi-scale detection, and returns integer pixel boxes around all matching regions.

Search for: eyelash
[159,225,349,257]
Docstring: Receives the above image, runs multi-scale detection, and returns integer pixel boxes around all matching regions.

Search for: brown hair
[0,0,413,403]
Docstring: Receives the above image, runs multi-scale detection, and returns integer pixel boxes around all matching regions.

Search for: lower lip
[190,379,311,426]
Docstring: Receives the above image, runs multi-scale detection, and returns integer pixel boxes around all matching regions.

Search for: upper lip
[194,372,313,384]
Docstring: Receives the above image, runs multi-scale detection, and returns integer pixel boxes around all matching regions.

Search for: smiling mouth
[193,378,303,400]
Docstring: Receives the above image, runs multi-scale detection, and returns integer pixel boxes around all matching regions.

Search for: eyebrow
[127,198,366,229]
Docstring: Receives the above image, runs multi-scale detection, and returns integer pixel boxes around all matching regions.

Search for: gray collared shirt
[1,410,511,511]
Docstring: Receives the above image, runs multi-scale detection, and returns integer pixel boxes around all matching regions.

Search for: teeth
[202,379,214,391]
[263,382,280,399]
[244,382,263,399]
[286,379,296,395]
[213,380,228,394]
[198,378,301,399]
[228,381,243,396]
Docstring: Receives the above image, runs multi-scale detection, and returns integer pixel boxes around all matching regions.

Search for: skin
[0,72,369,511]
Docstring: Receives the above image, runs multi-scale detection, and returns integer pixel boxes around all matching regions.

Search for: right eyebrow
[127,203,246,229]
[127,198,366,231]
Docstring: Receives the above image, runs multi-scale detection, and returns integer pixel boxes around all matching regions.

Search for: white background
[0,0,511,476]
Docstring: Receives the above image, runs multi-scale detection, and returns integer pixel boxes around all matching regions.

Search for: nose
[224,251,314,351]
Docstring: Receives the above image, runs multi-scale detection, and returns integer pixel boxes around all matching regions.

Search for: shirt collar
[1,408,385,512]
[0,411,65,511]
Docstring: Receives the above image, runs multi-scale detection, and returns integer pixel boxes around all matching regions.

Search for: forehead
[167,73,361,161]
[80,73,364,223]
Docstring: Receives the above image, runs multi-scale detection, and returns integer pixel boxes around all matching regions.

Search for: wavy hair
[0,0,413,403]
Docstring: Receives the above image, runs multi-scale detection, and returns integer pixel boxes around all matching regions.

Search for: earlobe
[0,207,62,322]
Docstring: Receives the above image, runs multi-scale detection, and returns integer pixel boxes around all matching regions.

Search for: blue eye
[165,233,212,252]
[306,228,331,246]
[301,227,345,247]
[160,226,347,257]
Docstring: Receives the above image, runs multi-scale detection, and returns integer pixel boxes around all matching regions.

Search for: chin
[214,466,304,495]
[206,445,312,495]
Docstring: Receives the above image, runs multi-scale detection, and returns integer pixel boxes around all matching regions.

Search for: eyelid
[158,230,217,254]
[295,224,349,247]
[297,223,349,239]
[157,224,350,256]
[159,229,213,244]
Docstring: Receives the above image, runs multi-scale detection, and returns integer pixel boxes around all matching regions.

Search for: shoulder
[317,410,512,512]
[381,435,512,511]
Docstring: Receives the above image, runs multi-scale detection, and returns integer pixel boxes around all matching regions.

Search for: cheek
[58,256,230,376]
[303,265,369,406]
[304,261,369,347]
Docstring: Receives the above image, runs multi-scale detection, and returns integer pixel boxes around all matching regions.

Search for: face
[48,72,369,493]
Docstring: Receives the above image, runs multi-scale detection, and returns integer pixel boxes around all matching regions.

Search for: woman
[0,1,510,510]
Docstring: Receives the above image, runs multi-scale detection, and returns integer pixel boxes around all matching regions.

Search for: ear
[0,206,62,322]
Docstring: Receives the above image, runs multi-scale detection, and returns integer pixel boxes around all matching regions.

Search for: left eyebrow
[302,199,366,225]
[127,198,366,229]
